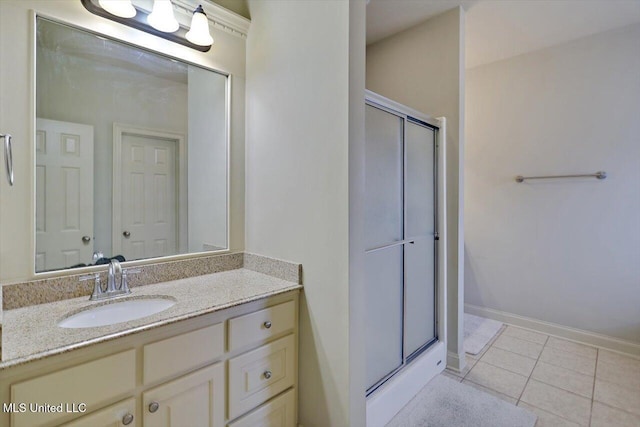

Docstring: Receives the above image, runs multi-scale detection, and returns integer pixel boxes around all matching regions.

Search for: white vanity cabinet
[142,363,225,427]
[61,398,137,427]
[227,301,297,423]
[0,291,299,427]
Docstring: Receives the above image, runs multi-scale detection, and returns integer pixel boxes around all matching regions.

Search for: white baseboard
[366,341,446,427]
[446,350,466,372]
[465,303,640,357]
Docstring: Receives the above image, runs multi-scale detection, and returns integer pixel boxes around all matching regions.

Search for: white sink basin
[58,297,176,328]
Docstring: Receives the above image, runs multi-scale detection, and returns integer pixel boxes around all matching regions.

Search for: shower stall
[364,90,447,426]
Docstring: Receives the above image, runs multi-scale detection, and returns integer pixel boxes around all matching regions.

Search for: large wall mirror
[35,17,228,273]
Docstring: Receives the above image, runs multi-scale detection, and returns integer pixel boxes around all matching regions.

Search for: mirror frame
[32,11,232,278]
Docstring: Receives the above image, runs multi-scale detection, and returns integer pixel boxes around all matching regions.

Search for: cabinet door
[227,389,296,427]
[61,398,137,427]
[142,363,224,427]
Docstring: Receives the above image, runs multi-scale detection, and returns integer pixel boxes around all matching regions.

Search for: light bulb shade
[98,0,136,18]
[147,0,179,33]
[186,5,213,46]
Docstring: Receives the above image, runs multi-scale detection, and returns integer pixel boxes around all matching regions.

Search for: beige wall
[245,0,366,425]
[465,24,640,345]
[366,7,466,368]
[349,0,367,424]
[0,0,246,281]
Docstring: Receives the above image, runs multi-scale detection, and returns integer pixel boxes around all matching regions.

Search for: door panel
[365,246,404,389]
[364,105,403,249]
[404,121,437,356]
[35,118,94,271]
[404,237,436,356]
[142,363,224,427]
[120,134,177,261]
[405,122,435,238]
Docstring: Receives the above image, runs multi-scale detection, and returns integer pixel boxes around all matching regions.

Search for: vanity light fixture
[186,5,214,46]
[148,0,180,33]
[98,0,136,18]
[80,0,213,52]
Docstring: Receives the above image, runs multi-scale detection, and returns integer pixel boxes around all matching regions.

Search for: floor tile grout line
[501,329,549,346]
[591,400,640,419]
[519,402,586,427]
[541,342,598,361]
[535,358,596,377]
[484,345,540,361]
[477,356,535,378]
[523,375,598,402]
[501,321,640,362]
[461,377,520,402]
[537,342,598,377]
[522,376,594,400]
[461,326,507,381]
[466,327,597,425]
[519,379,594,425]
[517,334,549,405]
[465,321,631,426]
[589,349,598,426]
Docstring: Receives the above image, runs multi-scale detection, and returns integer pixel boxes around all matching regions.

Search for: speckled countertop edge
[1,268,302,370]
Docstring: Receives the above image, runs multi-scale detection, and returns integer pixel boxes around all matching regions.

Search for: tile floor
[444,325,640,427]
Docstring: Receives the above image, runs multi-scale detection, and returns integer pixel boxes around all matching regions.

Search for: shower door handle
[1,133,14,186]
[365,239,416,254]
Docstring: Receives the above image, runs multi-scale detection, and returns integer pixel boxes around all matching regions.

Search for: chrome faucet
[79,259,140,301]
[107,258,123,293]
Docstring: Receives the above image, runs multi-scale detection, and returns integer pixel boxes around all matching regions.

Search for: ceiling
[366,0,640,69]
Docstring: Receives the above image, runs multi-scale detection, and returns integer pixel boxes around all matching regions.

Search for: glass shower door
[365,99,439,394]
[364,104,404,389]
[404,121,437,358]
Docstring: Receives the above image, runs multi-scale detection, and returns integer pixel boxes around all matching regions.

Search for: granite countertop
[1,268,302,370]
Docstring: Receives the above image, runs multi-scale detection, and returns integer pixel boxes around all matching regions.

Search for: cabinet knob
[263,320,272,329]
[123,231,131,238]
[82,235,91,243]
[263,370,272,379]
[149,401,159,413]
[122,413,134,425]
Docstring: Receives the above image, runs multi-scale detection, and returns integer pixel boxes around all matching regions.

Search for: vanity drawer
[61,397,137,427]
[228,301,295,352]
[11,350,136,427]
[227,388,296,427]
[143,323,224,385]
[228,334,296,419]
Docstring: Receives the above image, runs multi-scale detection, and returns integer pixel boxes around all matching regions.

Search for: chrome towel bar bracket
[515,171,606,183]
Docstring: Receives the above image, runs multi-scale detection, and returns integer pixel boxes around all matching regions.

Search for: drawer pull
[263,370,272,380]
[263,320,272,329]
[149,401,160,413]
[122,413,134,425]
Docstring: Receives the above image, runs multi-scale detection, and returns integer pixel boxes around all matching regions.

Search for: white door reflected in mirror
[35,118,94,271]
[35,17,228,273]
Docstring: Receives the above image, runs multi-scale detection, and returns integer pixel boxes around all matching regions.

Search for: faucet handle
[80,273,104,301]
[120,268,141,294]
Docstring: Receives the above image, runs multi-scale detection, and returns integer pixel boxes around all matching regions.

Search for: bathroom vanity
[0,256,301,427]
